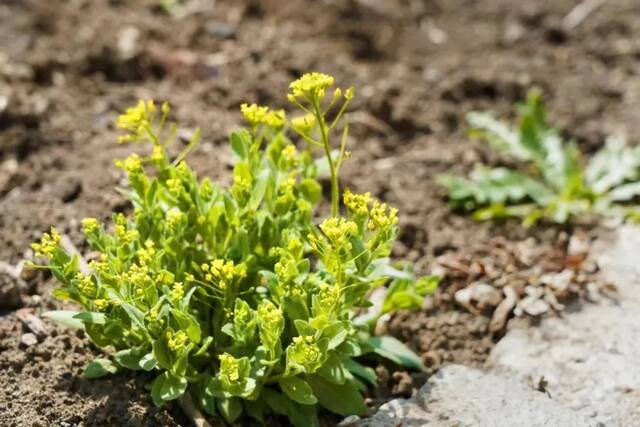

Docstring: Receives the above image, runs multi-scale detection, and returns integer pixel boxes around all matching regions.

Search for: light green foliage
[32,74,439,425]
[439,89,640,226]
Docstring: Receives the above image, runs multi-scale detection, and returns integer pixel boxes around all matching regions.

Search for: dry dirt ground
[1,0,639,425]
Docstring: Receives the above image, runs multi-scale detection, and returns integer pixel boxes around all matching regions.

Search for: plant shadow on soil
[1,0,639,425]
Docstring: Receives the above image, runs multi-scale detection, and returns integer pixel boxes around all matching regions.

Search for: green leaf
[415,275,440,296]
[114,349,144,370]
[41,310,84,329]
[73,311,106,324]
[294,319,315,336]
[151,373,167,407]
[139,353,158,371]
[279,376,317,405]
[84,358,118,379]
[343,358,377,386]
[51,288,74,301]
[368,336,424,371]
[606,182,640,202]
[306,375,368,417]
[316,353,346,384]
[217,396,242,424]
[153,336,172,370]
[249,169,270,210]
[299,178,322,203]
[153,372,188,403]
[230,129,250,160]
[171,309,201,343]
[322,322,348,350]
[263,388,292,416]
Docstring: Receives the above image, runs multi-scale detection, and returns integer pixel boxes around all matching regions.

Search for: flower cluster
[240,103,285,129]
[31,228,61,258]
[288,72,335,101]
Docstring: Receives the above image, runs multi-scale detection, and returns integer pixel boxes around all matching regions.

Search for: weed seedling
[439,89,640,226]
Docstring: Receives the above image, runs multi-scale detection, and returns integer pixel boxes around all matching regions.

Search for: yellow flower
[117,100,156,140]
[290,114,316,134]
[115,153,142,174]
[81,218,100,235]
[166,208,185,229]
[344,87,355,100]
[369,200,399,230]
[167,330,188,352]
[320,217,357,242]
[93,298,110,311]
[343,189,371,217]
[288,72,335,101]
[240,103,286,129]
[313,283,340,314]
[287,335,324,373]
[202,259,246,289]
[151,145,165,162]
[258,300,283,325]
[170,282,184,302]
[31,228,62,258]
[75,273,96,297]
[219,353,241,382]
[282,144,298,161]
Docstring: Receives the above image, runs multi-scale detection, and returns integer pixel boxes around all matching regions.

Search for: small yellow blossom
[166,208,185,229]
[287,335,323,373]
[282,144,298,161]
[81,218,100,235]
[344,87,355,100]
[75,272,96,297]
[202,259,246,289]
[170,282,184,302]
[219,353,241,382]
[368,200,399,230]
[343,189,371,217]
[288,72,335,101]
[115,153,142,174]
[117,100,156,140]
[313,283,340,314]
[319,217,358,248]
[31,228,62,258]
[240,103,286,129]
[290,114,316,134]
[151,145,165,162]
[166,330,188,352]
[93,298,110,311]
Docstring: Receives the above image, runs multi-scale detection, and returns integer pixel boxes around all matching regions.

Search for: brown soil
[1,0,639,425]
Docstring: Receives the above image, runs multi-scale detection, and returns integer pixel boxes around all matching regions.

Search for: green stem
[314,102,339,217]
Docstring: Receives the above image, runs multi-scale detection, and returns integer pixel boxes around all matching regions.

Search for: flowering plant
[32,73,438,425]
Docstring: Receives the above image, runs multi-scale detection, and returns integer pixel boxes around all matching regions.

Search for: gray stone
[358,365,594,427]
[487,225,640,427]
